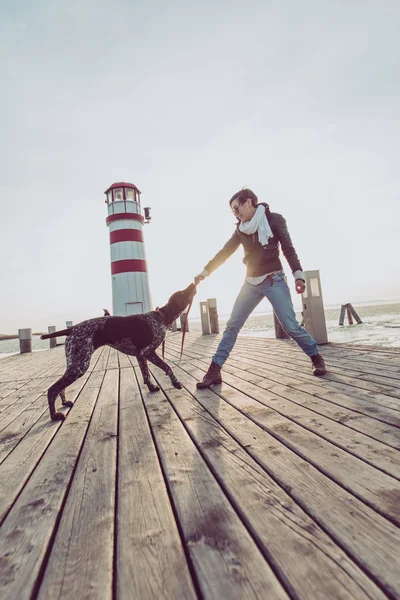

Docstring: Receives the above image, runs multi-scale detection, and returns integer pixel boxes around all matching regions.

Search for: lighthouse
[105,181,152,315]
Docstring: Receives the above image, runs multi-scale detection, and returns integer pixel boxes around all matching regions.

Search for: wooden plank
[106,347,119,370]
[0,380,29,401]
[247,343,400,389]
[0,376,58,432]
[232,352,400,418]
[116,367,197,600]
[93,347,110,371]
[165,346,400,470]
[237,344,400,408]
[180,335,400,400]
[136,369,289,600]
[0,395,48,464]
[0,377,49,412]
[0,370,103,600]
[0,373,91,525]
[182,354,400,476]
[116,351,131,369]
[150,365,389,600]
[163,359,400,597]
[225,356,400,446]
[168,354,400,521]
[38,369,119,599]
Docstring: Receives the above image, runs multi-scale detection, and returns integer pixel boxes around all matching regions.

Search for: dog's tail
[41,328,73,340]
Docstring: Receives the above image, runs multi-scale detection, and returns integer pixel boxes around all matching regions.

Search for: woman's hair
[229,188,258,208]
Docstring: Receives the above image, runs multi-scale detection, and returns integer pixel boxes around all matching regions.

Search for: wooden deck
[0,333,399,599]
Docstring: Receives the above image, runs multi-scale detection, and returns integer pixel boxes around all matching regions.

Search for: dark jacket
[204,203,302,278]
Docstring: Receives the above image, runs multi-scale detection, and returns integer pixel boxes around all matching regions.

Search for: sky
[1,0,399,334]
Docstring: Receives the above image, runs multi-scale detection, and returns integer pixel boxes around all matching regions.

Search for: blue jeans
[213,272,318,366]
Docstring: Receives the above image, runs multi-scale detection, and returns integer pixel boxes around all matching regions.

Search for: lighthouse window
[113,188,123,201]
[126,189,135,201]
[107,192,112,203]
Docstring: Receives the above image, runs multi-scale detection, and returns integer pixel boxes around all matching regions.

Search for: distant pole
[339,303,362,326]
[18,328,32,354]
[273,313,290,339]
[347,303,363,324]
[48,326,57,349]
[207,298,220,334]
[200,301,211,335]
[346,305,354,325]
[180,312,189,332]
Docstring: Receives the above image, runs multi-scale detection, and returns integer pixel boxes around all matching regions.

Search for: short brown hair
[229,188,258,208]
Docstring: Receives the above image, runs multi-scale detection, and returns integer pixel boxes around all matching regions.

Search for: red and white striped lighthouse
[105,181,152,315]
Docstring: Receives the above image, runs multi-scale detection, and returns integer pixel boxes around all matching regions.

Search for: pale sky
[1,0,399,334]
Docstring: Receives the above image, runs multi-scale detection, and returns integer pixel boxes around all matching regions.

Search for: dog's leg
[146,351,182,389]
[137,355,160,392]
[48,337,94,421]
[59,389,68,405]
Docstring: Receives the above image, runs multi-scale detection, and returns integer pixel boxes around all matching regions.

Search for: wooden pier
[0,334,399,599]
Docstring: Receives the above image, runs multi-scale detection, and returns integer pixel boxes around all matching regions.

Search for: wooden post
[273,313,290,339]
[171,320,177,332]
[200,301,211,335]
[66,321,73,328]
[347,303,363,324]
[207,298,220,334]
[339,305,346,326]
[346,304,354,325]
[180,312,189,332]
[18,328,32,354]
[48,326,57,349]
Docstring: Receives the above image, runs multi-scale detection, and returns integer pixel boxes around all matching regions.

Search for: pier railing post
[180,312,189,332]
[273,313,290,339]
[207,298,220,334]
[200,301,211,335]
[18,328,32,354]
[48,326,57,349]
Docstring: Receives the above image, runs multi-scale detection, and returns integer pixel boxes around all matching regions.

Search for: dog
[41,283,196,422]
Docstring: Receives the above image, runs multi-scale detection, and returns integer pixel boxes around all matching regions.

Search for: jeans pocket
[272,272,284,284]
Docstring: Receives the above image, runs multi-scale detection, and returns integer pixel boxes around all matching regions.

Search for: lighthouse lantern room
[105,181,152,316]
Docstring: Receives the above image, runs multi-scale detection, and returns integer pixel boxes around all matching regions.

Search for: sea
[1,301,399,360]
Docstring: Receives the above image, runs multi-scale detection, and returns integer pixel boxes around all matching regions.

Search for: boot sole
[196,379,222,389]
[313,369,326,377]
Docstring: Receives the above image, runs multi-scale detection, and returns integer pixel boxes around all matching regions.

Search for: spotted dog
[41,283,196,421]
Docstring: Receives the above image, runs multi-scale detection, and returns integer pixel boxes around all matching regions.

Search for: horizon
[1,297,400,336]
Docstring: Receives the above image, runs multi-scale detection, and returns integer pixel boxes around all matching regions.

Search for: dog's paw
[51,412,66,422]
[172,380,182,389]
[148,384,160,393]
[62,400,74,408]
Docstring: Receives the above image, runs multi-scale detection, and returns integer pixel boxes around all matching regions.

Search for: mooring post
[273,313,290,339]
[347,303,363,324]
[180,312,189,332]
[339,305,346,326]
[207,298,220,334]
[18,328,32,354]
[200,301,211,335]
[346,304,354,325]
[48,326,57,349]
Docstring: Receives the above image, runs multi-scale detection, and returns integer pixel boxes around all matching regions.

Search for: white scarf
[239,205,273,245]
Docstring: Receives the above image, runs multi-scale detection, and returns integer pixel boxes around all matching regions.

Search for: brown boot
[311,352,326,376]
[196,361,222,389]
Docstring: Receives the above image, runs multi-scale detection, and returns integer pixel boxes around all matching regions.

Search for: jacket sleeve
[274,214,303,273]
[203,230,241,275]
